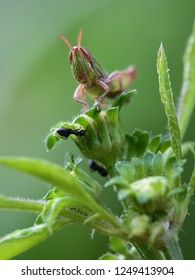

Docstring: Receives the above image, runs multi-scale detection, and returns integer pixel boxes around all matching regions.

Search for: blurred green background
[0,0,195,259]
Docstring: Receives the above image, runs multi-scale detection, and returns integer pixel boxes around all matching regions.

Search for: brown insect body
[58,29,136,112]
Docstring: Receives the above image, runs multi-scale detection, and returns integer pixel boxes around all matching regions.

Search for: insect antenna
[77,28,83,51]
[58,33,73,50]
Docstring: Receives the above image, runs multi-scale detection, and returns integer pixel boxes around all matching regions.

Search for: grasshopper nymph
[58,29,136,112]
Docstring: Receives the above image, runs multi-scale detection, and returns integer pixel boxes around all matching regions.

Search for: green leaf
[165,156,186,183]
[105,176,129,189]
[40,197,73,229]
[152,152,164,176]
[143,151,155,176]
[181,141,195,156]
[158,138,171,153]
[115,161,133,182]
[130,158,145,181]
[45,121,66,150]
[44,187,65,200]
[0,157,120,228]
[106,107,125,150]
[0,224,53,259]
[111,90,137,110]
[177,22,195,140]
[73,166,102,200]
[126,129,149,159]
[118,189,132,200]
[39,197,92,230]
[148,135,161,153]
[45,133,58,151]
[110,236,129,256]
[0,157,90,201]
[85,109,112,151]
[157,43,182,160]
[64,154,101,200]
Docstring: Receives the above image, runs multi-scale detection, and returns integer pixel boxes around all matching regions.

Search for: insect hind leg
[94,80,110,112]
[106,70,125,93]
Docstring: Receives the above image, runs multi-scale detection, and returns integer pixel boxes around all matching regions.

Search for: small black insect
[56,127,87,139]
[89,160,108,177]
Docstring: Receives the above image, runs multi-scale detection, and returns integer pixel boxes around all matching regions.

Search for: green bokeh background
[0,0,195,259]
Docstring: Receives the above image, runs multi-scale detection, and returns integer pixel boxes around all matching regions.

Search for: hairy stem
[0,194,44,212]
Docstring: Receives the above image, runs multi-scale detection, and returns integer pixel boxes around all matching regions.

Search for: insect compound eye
[68,51,73,64]
[80,47,92,62]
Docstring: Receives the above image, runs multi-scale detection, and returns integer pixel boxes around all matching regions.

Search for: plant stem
[0,195,45,212]
[164,238,183,260]
[132,242,164,260]
[177,21,195,140]
[157,43,182,160]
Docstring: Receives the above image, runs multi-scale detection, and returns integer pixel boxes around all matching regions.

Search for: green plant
[0,23,195,260]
